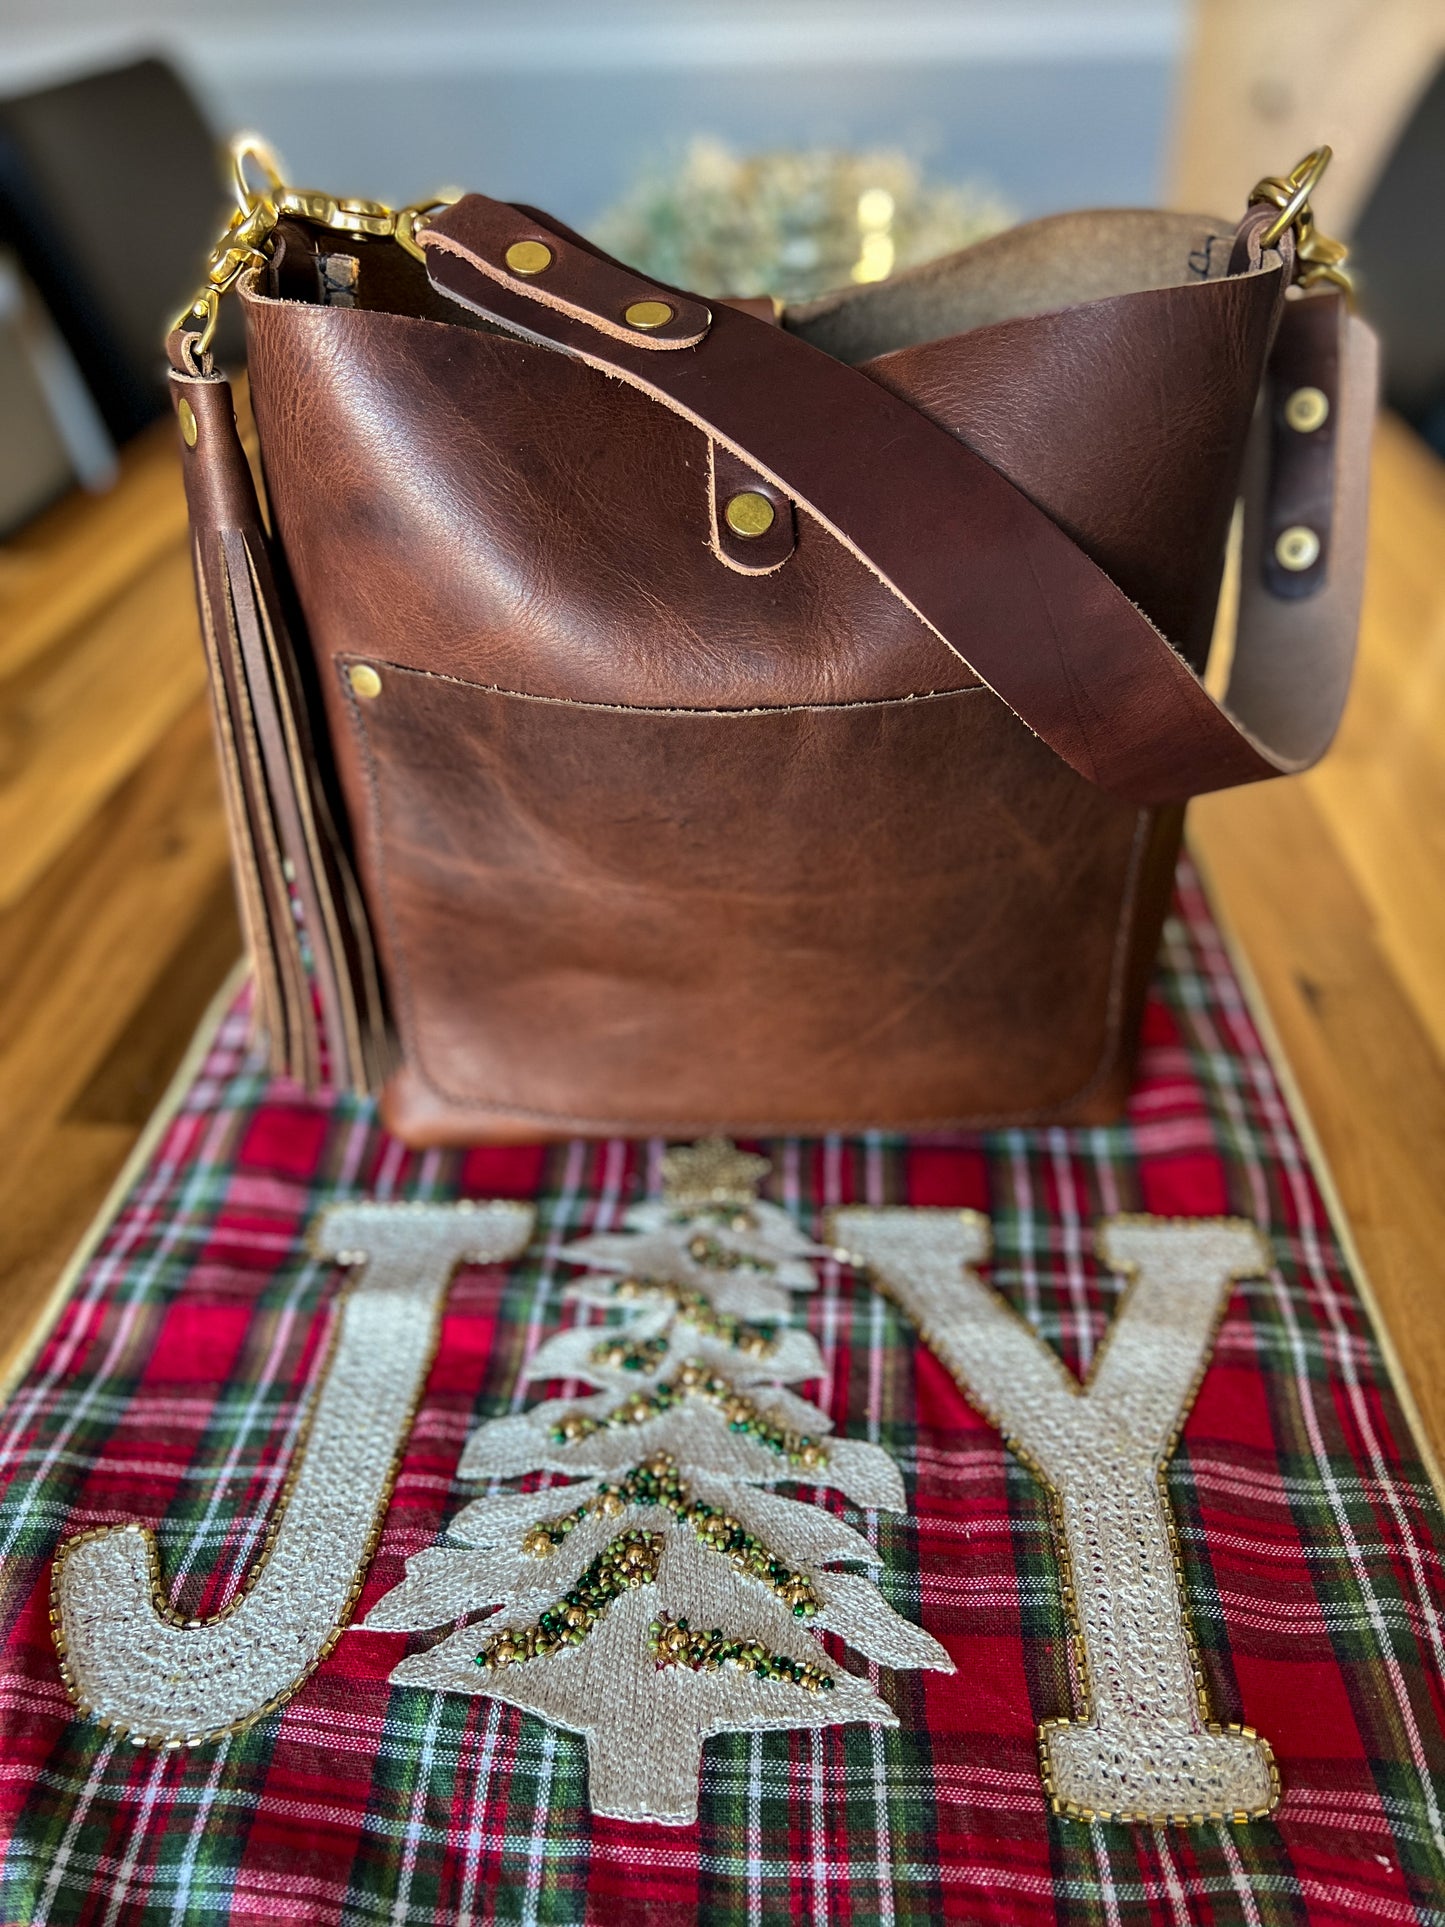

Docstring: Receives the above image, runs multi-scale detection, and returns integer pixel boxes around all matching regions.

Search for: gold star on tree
[660,1138,770,1211]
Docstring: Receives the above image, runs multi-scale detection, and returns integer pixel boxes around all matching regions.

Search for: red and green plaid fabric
[2,859,1444,1925]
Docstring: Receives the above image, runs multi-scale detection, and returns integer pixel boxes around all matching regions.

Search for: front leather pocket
[340,663,1149,1134]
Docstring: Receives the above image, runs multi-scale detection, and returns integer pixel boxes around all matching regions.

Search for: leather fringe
[173,368,391,1093]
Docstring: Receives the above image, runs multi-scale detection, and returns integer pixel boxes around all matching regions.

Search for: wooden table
[2,410,1443,1460]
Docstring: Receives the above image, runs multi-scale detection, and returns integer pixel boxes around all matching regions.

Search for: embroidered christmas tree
[366,1139,952,1823]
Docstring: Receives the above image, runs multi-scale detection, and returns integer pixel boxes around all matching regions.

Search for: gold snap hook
[394,193,460,263]
[229,132,285,216]
[1253,146,1333,249]
[1249,146,1353,297]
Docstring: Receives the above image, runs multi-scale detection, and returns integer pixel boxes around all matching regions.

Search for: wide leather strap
[422,196,1376,807]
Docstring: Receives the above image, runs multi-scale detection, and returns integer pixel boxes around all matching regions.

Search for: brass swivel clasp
[1248,147,1353,296]
[174,133,457,356]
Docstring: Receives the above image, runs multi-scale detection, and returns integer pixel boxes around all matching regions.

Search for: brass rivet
[348,663,382,699]
[504,239,553,276]
[1275,525,1321,571]
[177,398,198,447]
[1284,385,1330,433]
[624,298,675,331]
[724,490,776,539]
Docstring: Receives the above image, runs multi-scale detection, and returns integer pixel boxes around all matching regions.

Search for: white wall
[0,2,1186,225]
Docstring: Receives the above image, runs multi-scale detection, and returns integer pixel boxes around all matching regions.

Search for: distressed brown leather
[342,667,1161,1140]
[424,196,1364,804]
[174,192,1376,1143]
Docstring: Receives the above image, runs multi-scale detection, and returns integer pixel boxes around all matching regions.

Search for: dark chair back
[0,57,236,443]
[1352,60,1445,457]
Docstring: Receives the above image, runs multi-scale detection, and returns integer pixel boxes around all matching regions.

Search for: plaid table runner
[2,862,1444,1925]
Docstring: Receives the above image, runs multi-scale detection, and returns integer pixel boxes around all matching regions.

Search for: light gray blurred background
[0,0,1186,224]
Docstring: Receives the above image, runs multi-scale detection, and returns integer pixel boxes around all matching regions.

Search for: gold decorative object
[659,1136,770,1212]
[589,140,1013,304]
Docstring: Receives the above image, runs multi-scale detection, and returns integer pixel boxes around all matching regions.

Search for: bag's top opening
[267,205,1239,367]
[785,208,1237,363]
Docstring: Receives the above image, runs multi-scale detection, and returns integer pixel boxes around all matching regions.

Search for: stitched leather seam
[340,656,985,715]
[342,664,1150,1132]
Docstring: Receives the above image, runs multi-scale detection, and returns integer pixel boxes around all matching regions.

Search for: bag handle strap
[420,195,1376,807]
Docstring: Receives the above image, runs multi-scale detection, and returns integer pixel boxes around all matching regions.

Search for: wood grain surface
[0,407,1441,1461]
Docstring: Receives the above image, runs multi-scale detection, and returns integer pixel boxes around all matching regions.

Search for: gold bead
[348,663,382,700]
[724,490,776,539]
[624,299,674,331]
[1284,385,1329,433]
[177,398,198,448]
[505,240,553,276]
[1274,525,1321,572]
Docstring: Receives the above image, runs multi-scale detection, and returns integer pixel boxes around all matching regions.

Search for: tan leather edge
[424,196,711,351]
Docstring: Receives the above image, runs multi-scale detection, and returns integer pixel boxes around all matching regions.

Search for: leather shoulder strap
[422,196,1375,807]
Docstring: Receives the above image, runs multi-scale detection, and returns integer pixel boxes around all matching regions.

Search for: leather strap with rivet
[427,191,712,352]
[421,194,1375,808]
[1262,292,1340,598]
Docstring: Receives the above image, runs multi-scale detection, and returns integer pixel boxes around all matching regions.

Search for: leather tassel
[191,541,294,1074]
[172,365,391,1093]
[221,524,391,1091]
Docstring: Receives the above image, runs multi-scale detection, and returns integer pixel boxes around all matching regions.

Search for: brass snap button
[724,490,776,539]
[504,240,553,276]
[624,299,675,331]
[177,398,198,447]
[1274,525,1321,571]
[348,663,383,699]
[1284,386,1330,433]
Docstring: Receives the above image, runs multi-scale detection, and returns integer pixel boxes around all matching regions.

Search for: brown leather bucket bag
[169,146,1376,1145]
